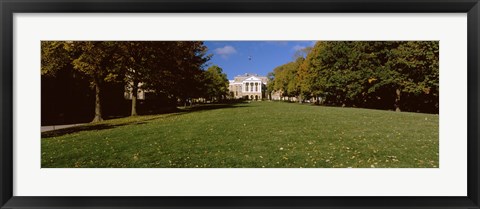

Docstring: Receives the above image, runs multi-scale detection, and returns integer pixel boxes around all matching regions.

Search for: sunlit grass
[42,101,439,168]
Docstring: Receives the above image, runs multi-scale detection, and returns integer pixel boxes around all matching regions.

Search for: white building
[229,73,268,100]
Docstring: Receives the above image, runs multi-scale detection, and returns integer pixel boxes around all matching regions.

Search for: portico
[229,73,268,100]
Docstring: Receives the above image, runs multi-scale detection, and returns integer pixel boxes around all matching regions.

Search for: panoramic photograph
[41,41,439,168]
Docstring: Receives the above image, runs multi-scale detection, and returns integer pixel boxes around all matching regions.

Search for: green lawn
[41,101,439,168]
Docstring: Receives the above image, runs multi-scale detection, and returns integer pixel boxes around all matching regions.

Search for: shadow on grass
[42,101,250,138]
[179,102,250,113]
[41,121,148,138]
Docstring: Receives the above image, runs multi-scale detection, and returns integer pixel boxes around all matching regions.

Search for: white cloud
[292,45,306,51]
[214,45,237,58]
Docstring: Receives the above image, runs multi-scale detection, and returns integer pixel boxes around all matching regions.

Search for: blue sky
[204,41,316,80]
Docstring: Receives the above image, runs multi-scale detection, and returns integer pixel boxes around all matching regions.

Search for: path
[41,123,85,132]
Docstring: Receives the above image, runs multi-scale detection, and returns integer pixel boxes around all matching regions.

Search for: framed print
[1,0,479,208]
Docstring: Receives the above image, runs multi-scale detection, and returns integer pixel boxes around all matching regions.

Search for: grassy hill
[41,101,439,168]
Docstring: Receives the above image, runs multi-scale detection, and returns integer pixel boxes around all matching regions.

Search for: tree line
[267,41,439,113]
[42,41,229,123]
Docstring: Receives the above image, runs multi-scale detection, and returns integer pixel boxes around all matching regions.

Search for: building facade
[229,73,268,100]
[124,82,149,100]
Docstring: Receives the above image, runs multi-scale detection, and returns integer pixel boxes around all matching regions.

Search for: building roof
[231,73,268,84]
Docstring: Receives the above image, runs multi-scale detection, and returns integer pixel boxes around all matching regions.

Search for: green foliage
[42,41,125,122]
[41,41,214,121]
[202,65,229,101]
[266,72,275,98]
[42,41,122,85]
[272,57,304,99]
[131,41,211,101]
[270,41,439,113]
[41,41,71,76]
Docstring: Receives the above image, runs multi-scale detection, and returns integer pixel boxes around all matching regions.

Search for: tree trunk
[91,81,103,123]
[131,80,139,116]
[395,88,401,112]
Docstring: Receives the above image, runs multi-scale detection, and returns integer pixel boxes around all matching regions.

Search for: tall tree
[42,41,121,122]
[203,65,229,101]
[271,57,304,101]
[269,41,439,113]
[266,72,275,100]
[117,41,160,116]
[297,41,327,103]
[380,41,439,111]
[142,41,210,107]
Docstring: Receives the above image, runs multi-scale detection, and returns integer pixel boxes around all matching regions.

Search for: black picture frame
[1,0,479,208]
